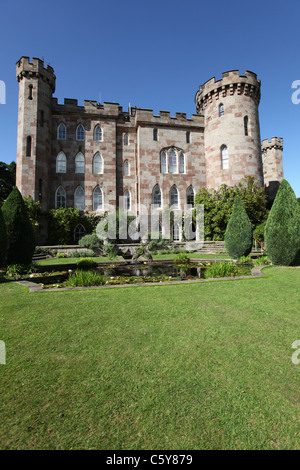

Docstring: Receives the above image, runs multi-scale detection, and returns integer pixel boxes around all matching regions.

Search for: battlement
[195,70,261,113]
[261,137,283,152]
[16,56,56,92]
[51,98,204,127]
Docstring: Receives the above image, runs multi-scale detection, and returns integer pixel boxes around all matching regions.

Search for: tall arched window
[93,186,103,211]
[179,152,185,174]
[124,133,129,146]
[55,186,66,209]
[93,152,103,174]
[75,152,85,174]
[160,151,167,173]
[244,116,249,136]
[57,123,66,140]
[124,160,130,176]
[219,103,224,117]
[169,149,177,174]
[56,152,67,173]
[186,186,194,207]
[153,128,158,141]
[221,145,229,170]
[74,224,85,243]
[170,185,179,208]
[152,184,161,208]
[76,124,85,141]
[94,125,103,142]
[124,190,131,211]
[74,186,85,211]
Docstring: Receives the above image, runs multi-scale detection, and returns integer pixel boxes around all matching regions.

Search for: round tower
[16,56,56,210]
[195,70,263,189]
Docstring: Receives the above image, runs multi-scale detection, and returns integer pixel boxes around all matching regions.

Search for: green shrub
[102,243,118,260]
[56,253,68,258]
[224,195,253,259]
[70,250,95,258]
[6,261,41,278]
[265,179,300,266]
[76,258,97,270]
[174,252,190,265]
[0,208,7,268]
[237,255,252,264]
[2,187,36,265]
[204,261,237,279]
[79,233,102,251]
[66,270,106,287]
[253,256,270,267]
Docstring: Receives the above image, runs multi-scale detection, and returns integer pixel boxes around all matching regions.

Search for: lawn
[0,266,299,450]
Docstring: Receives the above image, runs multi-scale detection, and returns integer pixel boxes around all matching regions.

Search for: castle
[15,56,284,241]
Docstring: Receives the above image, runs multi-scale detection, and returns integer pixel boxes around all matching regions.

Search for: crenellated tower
[261,137,284,203]
[195,70,263,189]
[16,56,55,210]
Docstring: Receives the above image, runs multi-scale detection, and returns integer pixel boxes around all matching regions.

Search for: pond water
[98,262,204,279]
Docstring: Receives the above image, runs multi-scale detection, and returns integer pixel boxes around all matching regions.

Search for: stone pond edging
[16,265,268,293]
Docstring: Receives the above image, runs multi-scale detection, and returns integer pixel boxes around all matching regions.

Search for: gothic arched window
[93,186,103,211]
[55,186,66,209]
[57,123,66,140]
[152,184,161,208]
[124,190,131,211]
[56,152,67,173]
[221,145,229,170]
[124,160,130,176]
[74,186,85,211]
[75,152,85,174]
[94,125,103,142]
[93,152,103,174]
[186,186,194,207]
[170,185,179,208]
[76,124,85,141]
[219,103,224,117]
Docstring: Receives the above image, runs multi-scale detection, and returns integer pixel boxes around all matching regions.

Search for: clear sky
[0,0,299,196]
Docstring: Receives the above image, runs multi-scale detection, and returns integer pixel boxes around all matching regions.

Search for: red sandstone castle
[15,56,283,240]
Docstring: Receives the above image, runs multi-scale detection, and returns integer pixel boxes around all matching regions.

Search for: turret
[16,56,56,210]
[261,137,284,204]
[195,70,263,189]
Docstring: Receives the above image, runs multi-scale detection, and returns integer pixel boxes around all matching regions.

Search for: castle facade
[15,57,284,241]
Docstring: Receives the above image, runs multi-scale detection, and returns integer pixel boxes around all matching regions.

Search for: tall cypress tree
[224,195,253,259]
[265,179,300,266]
[1,187,36,265]
[0,208,7,267]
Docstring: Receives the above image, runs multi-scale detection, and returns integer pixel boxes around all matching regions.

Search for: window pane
[74,187,85,211]
[56,187,66,208]
[76,125,85,141]
[187,186,194,207]
[152,185,161,207]
[179,153,185,173]
[170,186,179,208]
[124,190,130,210]
[94,126,103,141]
[221,146,229,169]
[161,151,167,173]
[75,153,85,173]
[56,152,66,173]
[169,150,177,173]
[58,123,66,140]
[124,160,129,176]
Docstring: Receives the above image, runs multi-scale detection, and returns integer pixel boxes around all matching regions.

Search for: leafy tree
[1,187,36,265]
[23,195,42,236]
[224,195,253,259]
[0,161,16,205]
[195,177,268,240]
[265,179,300,266]
[0,209,7,267]
[47,208,81,245]
[79,233,103,251]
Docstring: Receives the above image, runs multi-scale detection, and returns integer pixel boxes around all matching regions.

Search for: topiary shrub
[0,209,7,268]
[264,179,300,266]
[224,195,253,259]
[2,187,36,265]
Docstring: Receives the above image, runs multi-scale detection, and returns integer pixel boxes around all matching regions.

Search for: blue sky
[0,0,299,195]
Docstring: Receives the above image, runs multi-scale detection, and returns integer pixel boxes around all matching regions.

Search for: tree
[23,195,42,236]
[224,195,253,259]
[0,209,7,267]
[195,177,268,240]
[1,187,36,265]
[265,179,300,266]
[0,161,16,205]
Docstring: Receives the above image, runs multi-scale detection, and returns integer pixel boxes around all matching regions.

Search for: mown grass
[0,266,299,450]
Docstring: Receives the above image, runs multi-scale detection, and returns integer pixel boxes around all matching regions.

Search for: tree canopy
[0,161,16,205]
